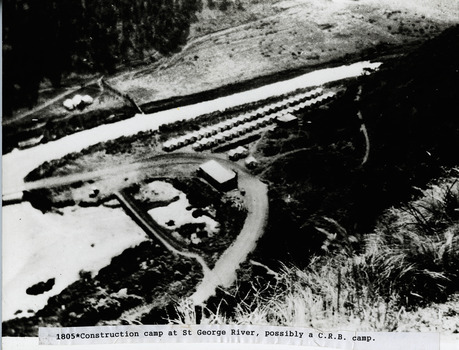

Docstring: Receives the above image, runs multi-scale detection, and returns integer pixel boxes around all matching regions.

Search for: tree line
[3,0,203,115]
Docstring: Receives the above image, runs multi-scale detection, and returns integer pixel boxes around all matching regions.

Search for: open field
[4,0,458,154]
[110,0,457,104]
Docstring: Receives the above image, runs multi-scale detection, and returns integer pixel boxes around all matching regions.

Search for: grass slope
[252,24,459,265]
[5,0,458,154]
[173,169,459,332]
[171,25,459,331]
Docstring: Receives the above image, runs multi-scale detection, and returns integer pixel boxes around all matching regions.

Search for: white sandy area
[147,181,220,234]
[2,61,381,194]
[2,203,148,321]
[141,181,180,202]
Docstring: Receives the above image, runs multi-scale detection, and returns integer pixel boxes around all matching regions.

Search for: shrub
[172,175,459,329]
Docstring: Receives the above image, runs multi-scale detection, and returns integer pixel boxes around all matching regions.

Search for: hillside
[193,24,459,331]
[3,0,202,114]
[247,24,459,264]
[4,0,459,154]
[3,22,458,337]
[110,0,459,105]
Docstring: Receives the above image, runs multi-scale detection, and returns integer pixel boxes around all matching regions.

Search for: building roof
[277,113,298,123]
[245,155,258,164]
[199,160,236,184]
[228,146,248,157]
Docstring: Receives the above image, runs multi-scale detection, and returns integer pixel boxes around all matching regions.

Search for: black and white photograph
[2,0,459,347]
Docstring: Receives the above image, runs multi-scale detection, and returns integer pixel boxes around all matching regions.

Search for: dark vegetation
[23,185,115,212]
[209,25,459,319]
[2,240,203,336]
[26,278,56,296]
[3,0,203,115]
[254,25,459,267]
[359,179,459,307]
[23,187,81,212]
[207,0,242,12]
[125,177,247,264]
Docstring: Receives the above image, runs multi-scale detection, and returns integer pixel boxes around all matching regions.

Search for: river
[2,60,381,195]
[2,61,378,320]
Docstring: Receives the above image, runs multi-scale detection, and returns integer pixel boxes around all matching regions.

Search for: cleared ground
[4,0,458,155]
[110,0,458,104]
[2,61,379,195]
[2,153,268,327]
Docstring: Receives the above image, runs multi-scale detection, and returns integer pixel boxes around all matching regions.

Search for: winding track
[3,61,380,306]
[11,153,269,306]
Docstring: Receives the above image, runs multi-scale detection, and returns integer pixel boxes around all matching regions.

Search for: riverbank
[6,0,458,155]
[2,60,380,196]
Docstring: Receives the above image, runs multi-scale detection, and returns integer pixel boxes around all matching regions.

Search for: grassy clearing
[111,0,456,105]
[173,175,459,331]
[6,0,457,154]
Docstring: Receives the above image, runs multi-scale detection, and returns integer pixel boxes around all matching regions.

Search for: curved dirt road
[190,173,268,305]
[15,153,269,306]
[2,61,381,195]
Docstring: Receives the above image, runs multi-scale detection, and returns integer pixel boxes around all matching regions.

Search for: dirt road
[191,175,268,305]
[12,153,269,306]
[114,190,211,275]
[2,61,381,196]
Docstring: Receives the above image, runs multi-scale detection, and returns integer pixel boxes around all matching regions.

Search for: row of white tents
[162,88,336,152]
[191,115,276,151]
